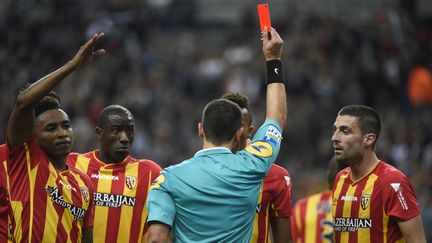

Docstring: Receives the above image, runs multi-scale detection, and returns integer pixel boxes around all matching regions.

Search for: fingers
[93,49,106,58]
[261,27,269,41]
[91,33,106,59]
[81,33,105,51]
[89,33,105,47]
[84,33,105,56]
[269,28,282,42]
[93,33,105,43]
[262,27,282,43]
[261,27,283,61]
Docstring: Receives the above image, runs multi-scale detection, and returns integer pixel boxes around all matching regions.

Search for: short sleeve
[7,138,43,176]
[0,145,7,164]
[146,173,176,227]
[242,120,283,172]
[147,160,162,182]
[270,170,292,217]
[382,171,420,221]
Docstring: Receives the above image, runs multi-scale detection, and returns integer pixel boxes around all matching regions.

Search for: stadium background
[0,0,431,240]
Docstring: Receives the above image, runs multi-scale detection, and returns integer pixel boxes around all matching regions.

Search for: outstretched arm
[7,33,105,149]
[262,28,287,131]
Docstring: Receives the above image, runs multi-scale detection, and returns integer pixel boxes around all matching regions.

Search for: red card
[257,4,271,32]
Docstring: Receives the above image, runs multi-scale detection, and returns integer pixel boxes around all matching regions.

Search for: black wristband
[266,60,285,84]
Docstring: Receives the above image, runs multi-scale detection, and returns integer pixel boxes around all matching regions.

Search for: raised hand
[69,33,106,68]
[262,27,283,61]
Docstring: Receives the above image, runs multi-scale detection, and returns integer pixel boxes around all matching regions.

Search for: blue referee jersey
[147,120,283,242]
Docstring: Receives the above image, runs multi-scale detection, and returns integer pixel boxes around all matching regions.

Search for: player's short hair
[202,99,243,145]
[34,93,61,117]
[220,92,253,125]
[17,83,62,117]
[98,105,134,128]
[338,105,381,145]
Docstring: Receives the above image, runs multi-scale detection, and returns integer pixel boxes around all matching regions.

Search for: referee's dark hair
[202,99,243,145]
[220,92,253,125]
[338,105,381,147]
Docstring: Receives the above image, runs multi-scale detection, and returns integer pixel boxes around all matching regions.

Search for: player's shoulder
[295,190,331,207]
[68,151,93,159]
[68,166,92,184]
[293,195,310,209]
[0,144,7,156]
[67,151,94,166]
[269,164,289,176]
[265,164,290,182]
[0,144,6,163]
[376,161,410,183]
[335,166,351,179]
[309,190,330,200]
[133,157,162,172]
[264,164,291,189]
[319,190,332,200]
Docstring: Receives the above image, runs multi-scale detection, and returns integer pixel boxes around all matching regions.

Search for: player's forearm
[271,217,293,243]
[14,62,76,110]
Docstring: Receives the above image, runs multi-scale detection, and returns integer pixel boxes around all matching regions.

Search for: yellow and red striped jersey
[7,139,94,243]
[68,150,162,243]
[291,190,333,243]
[250,164,292,243]
[0,144,12,242]
[332,161,420,243]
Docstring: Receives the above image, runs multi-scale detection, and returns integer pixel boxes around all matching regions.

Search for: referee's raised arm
[262,27,287,131]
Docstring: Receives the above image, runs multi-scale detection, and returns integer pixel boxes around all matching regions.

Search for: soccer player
[221,92,292,243]
[291,158,341,243]
[68,104,162,242]
[146,27,287,242]
[331,105,426,243]
[6,33,105,242]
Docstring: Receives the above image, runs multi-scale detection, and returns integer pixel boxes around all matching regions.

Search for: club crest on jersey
[126,176,137,190]
[245,141,273,157]
[81,187,89,202]
[361,194,371,210]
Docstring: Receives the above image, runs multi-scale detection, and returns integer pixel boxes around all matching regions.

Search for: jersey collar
[194,147,232,157]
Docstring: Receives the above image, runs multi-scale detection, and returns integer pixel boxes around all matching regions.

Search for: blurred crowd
[0,0,431,239]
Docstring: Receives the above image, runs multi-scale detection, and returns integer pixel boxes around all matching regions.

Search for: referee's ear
[198,122,204,138]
